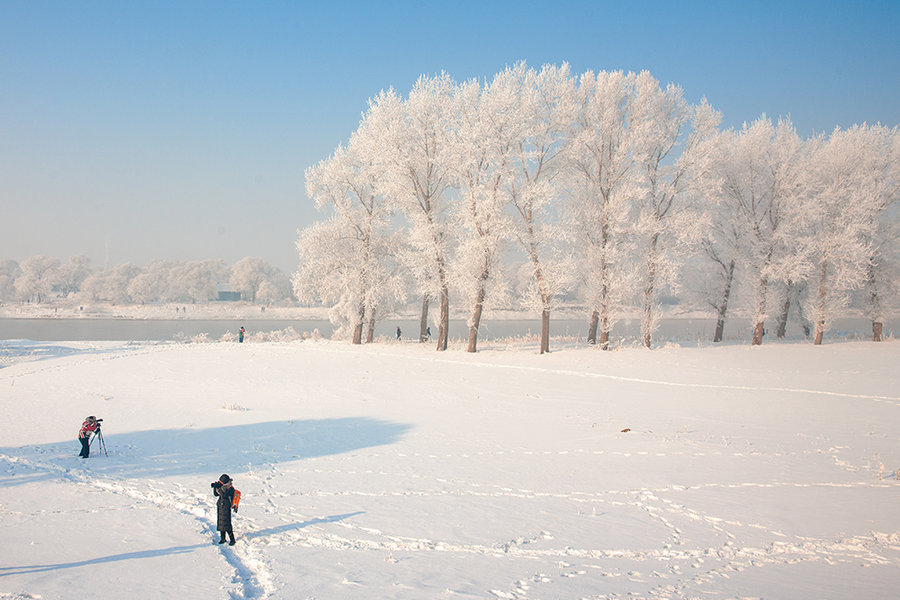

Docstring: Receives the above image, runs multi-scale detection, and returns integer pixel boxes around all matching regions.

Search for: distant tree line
[0,256,295,306]
[294,63,899,351]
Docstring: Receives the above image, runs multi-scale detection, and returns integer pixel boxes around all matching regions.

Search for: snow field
[1,339,899,599]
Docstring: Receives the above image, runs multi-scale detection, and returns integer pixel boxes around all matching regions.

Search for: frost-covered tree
[229,257,286,303]
[81,264,141,304]
[447,69,522,352]
[126,260,169,304]
[698,206,742,343]
[56,255,92,298]
[693,130,747,343]
[795,125,894,345]
[14,255,61,303]
[255,274,293,305]
[294,218,404,341]
[299,129,404,344]
[173,260,228,303]
[852,124,900,341]
[567,69,641,349]
[0,260,22,303]
[712,117,807,345]
[629,73,720,348]
[507,64,577,354]
[363,74,457,350]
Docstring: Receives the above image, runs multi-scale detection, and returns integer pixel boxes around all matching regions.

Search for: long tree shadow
[0,543,207,576]
[243,511,364,541]
[0,418,411,485]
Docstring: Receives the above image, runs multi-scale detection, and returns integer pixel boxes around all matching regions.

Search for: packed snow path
[1,339,899,599]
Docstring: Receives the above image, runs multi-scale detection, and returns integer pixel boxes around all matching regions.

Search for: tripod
[90,430,108,457]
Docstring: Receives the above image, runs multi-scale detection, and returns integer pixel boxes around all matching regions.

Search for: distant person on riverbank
[396,326,401,341]
[239,326,245,343]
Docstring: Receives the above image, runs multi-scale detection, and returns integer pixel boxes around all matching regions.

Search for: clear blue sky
[2,0,898,273]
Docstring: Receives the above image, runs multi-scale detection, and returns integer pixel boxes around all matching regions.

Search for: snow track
[0,452,277,599]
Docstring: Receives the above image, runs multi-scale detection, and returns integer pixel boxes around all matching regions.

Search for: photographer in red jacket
[78,416,101,458]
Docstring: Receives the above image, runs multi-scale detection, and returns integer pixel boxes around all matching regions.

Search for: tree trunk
[467,280,488,353]
[467,301,484,353]
[528,250,552,355]
[540,308,550,355]
[419,295,430,343]
[352,302,365,345]
[598,315,610,350]
[641,234,659,349]
[436,285,449,351]
[588,301,611,350]
[366,307,376,343]
[813,258,827,346]
[598,273,612,350]
[587,310,598,345]
[751,275,768,346]
[775,281,791,340]
[600,210,613,351]
[713,259,736,343]
[866,260,883,342]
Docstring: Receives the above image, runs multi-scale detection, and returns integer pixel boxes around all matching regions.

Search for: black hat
[219,474,231,484]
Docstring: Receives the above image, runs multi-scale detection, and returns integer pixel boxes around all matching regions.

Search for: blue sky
[2,0,898,273]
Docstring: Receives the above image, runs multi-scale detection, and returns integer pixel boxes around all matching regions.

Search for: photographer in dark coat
[211,474,240,545]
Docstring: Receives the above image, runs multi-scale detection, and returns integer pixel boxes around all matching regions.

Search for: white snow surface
[1,339,898,599]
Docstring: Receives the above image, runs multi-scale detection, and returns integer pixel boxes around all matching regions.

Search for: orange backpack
[232,489,241,509]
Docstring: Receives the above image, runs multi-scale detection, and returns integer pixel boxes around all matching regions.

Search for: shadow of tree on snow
[0,417,411,484]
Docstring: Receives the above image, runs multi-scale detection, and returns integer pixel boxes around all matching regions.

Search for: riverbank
[0,301,330,321]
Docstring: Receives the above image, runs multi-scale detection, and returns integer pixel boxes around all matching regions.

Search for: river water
[0,316,890,344]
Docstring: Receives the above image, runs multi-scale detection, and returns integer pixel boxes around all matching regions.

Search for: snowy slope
[1,339,899,599]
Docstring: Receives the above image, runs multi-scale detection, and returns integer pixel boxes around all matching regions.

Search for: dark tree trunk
[813,259,827,346]
[467,288,486,353]
[366,307,376,343]
[436,286,449,351]
[588,306,611,350]
[752,321,765,346]
[751,273,767,346]
[775,282,791,340]
[587,310,599,345]
[866,261,883,342]
[775,298,790,339]
[641,234,659,349]
[713,259,736,343]
[419,295,430,343]
[352,302,365,345]
[540,308,550,355]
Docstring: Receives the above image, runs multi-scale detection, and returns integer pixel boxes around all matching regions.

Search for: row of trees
[293,63,899,352]
[0,256,294,306]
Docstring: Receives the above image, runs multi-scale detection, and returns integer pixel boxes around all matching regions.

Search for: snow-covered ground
[1,339,898,600]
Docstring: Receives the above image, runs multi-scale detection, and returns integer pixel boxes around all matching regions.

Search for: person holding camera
[77,416,101,458]
[211,474,241,545]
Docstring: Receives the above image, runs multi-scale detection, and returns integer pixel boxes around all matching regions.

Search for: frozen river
[0,316,890,344]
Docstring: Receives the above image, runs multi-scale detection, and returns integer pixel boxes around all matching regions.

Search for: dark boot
[228,533,236,546]
[218,533,226,544]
